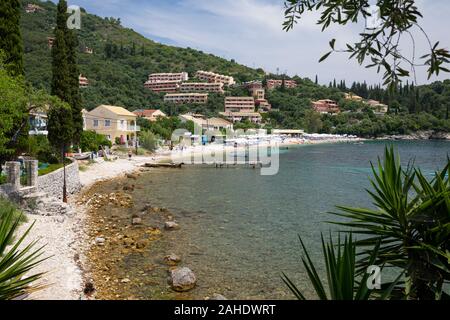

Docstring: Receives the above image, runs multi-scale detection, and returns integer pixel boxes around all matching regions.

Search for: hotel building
[312,99,340,114]
[224,97,256,113]
[219,112,262,124]
[144,81,180,93]
[147,72,189,83]
[266,79,298,90]
[195,71,235,86]
[180,82,224,94]
[79,74,89,88]
[164,93,208,104]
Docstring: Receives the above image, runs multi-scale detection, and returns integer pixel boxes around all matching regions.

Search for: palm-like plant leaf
[329,146,450,299]
[0,202,48,300]
[282,234,397,300]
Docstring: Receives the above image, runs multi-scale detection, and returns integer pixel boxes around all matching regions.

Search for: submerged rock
[132,217,143,225]
[169,267,196,292]
[136,239,149,249]
[126,173,138,180]
[164,221,180,230]
[164,254,181,266]
[95,237,106,245]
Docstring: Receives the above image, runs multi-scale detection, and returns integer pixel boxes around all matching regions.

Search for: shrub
[79,131,112,152]
[27,136,59,164]
[140,131,158,152]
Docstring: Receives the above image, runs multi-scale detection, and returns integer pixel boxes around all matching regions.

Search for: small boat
[73,152,91,160]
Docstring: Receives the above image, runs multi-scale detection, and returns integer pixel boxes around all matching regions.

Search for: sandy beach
[15,135,361,300]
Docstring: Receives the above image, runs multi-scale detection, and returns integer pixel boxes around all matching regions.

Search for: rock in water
[132,217,142,225]
[170,267,196,292]
[126,173,138,180]
[164,254,181,266]
[164,221,180,230]
[95,237,105,245]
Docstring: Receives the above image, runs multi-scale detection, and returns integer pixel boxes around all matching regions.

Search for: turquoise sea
[123,140,450,299]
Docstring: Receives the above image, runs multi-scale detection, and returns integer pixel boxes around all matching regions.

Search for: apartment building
[196,71,235,86]
[367,100,389,115]
[180,82,224,94]
[133,109,167,122]
[219,112,262,124]
[312,99,340,114]
[266,79,298,90]
[224,97,256,113]
[147,72,189,83]
[79,74,89,88]
[256,99,272,112]
[29,110,48,136]
[84,105,140,145]
[144,81,180,93]
[344,93,363,102]
[164,93,208,104]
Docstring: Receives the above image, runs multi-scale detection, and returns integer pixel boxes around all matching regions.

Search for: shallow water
[107,141,450,299]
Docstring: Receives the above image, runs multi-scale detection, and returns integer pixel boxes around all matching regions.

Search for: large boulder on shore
[169,267,196,292]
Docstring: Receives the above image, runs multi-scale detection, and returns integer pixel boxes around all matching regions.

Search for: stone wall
[0,183,15,199]
[38,161,82,199]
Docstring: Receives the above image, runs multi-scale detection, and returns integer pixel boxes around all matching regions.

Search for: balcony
[127,125,140,132]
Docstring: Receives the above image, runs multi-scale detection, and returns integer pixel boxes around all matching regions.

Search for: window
[105,119,111,127]
[93,119,99,127]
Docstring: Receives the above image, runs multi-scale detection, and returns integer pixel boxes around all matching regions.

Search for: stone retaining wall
[38,161,82,199]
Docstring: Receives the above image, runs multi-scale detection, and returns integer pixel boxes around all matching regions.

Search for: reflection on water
[118,141,450,299]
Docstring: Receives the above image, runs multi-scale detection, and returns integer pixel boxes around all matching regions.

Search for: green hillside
[21,0,265,111]
[20,0,450,136]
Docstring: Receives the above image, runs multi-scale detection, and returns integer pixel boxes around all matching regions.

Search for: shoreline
[71,136,363,300]
[20,135,443,300]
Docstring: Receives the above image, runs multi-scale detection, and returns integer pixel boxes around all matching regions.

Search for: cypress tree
[51,0,70,100]
[0,0,24,76]
[51,0,83,144]
[67,29,83,143]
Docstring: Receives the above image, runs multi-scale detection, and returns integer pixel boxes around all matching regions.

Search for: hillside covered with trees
[21,0,265,111]
[21,0,450,137]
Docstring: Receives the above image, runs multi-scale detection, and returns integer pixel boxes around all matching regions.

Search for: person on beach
[128,150,132,161]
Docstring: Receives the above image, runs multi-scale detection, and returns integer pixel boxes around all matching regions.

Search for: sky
[62,0,450,85]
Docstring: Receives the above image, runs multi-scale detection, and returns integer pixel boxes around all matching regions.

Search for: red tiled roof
[133,109,159,117]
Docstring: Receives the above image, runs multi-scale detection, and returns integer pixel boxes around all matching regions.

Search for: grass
[38,160,72,176]
[38,163,64,176]
[0,175,6,185]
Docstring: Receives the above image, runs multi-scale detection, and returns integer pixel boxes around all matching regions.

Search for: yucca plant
[331,146,450,300]
[282,234,400,300]
[0,201,47,300]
